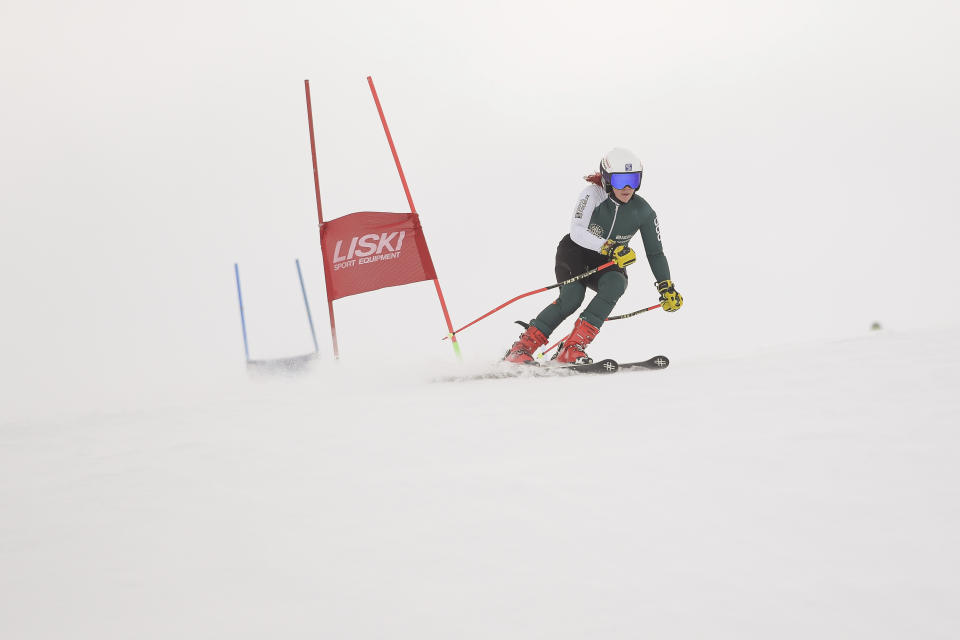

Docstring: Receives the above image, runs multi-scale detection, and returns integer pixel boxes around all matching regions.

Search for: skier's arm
[569,186,607,252]
[638,211,671,282]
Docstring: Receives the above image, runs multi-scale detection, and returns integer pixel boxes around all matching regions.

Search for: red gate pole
[304,79,340,359]
[366,75,461,358]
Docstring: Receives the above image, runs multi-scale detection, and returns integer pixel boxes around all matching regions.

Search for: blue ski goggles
[609,172,641,190]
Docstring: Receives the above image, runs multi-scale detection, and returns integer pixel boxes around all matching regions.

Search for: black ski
[435,355,668,382]
[557,358,620,374]
[434,361,606,382]
[554,355,670,374]
[619,355,670,371]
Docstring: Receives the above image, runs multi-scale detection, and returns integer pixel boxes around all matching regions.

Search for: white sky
[2,0,959,414]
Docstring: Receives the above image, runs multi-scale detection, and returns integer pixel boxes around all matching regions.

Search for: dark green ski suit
[530,183,671,336]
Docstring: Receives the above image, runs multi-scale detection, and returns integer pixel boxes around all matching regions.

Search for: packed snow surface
[5,0,960,636]
[2,326,958,639]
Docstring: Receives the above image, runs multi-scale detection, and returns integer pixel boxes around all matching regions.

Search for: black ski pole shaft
[443,261,616,340]
[606,303,663,321]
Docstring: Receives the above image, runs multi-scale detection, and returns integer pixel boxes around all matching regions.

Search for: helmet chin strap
[600,162,612,193]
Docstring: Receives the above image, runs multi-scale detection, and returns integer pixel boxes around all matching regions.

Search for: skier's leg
[579,271,627,328]
[529,281,586,336]
[554,317,601,363]
[505,234,590,362]
[504,323,548,363]
[555,272,626,363]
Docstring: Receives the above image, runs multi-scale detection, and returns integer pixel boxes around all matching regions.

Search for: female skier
[504,147,683,365]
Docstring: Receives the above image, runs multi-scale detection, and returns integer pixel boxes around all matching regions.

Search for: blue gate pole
[296,258,320,354]
[234,263,251,362]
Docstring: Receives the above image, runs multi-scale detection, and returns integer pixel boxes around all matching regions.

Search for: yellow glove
[656,279,683,312]
[600,241,637,268]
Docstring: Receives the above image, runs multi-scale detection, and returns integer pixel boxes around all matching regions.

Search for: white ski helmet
[600,147,643,192]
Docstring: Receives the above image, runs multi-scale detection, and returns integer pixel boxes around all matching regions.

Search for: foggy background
[2,0,959,419]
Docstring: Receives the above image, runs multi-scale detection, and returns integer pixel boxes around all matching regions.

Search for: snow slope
[4,3,960,637]
[2,326,958,639]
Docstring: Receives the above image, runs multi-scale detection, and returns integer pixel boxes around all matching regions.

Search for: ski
[548,355,670,374]
[619,355,670,371]
[434,361,607,382]
[435,355,668,383]
[554,358,620,374]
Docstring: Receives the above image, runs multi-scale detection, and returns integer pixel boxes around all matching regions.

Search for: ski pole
[538,333,570,361]
[537,302,663,360]
[607,302,663,321]
[443,261,616,339]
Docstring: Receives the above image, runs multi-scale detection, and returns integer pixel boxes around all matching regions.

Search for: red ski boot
[555,318,600,364]
[504,324,548,364]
